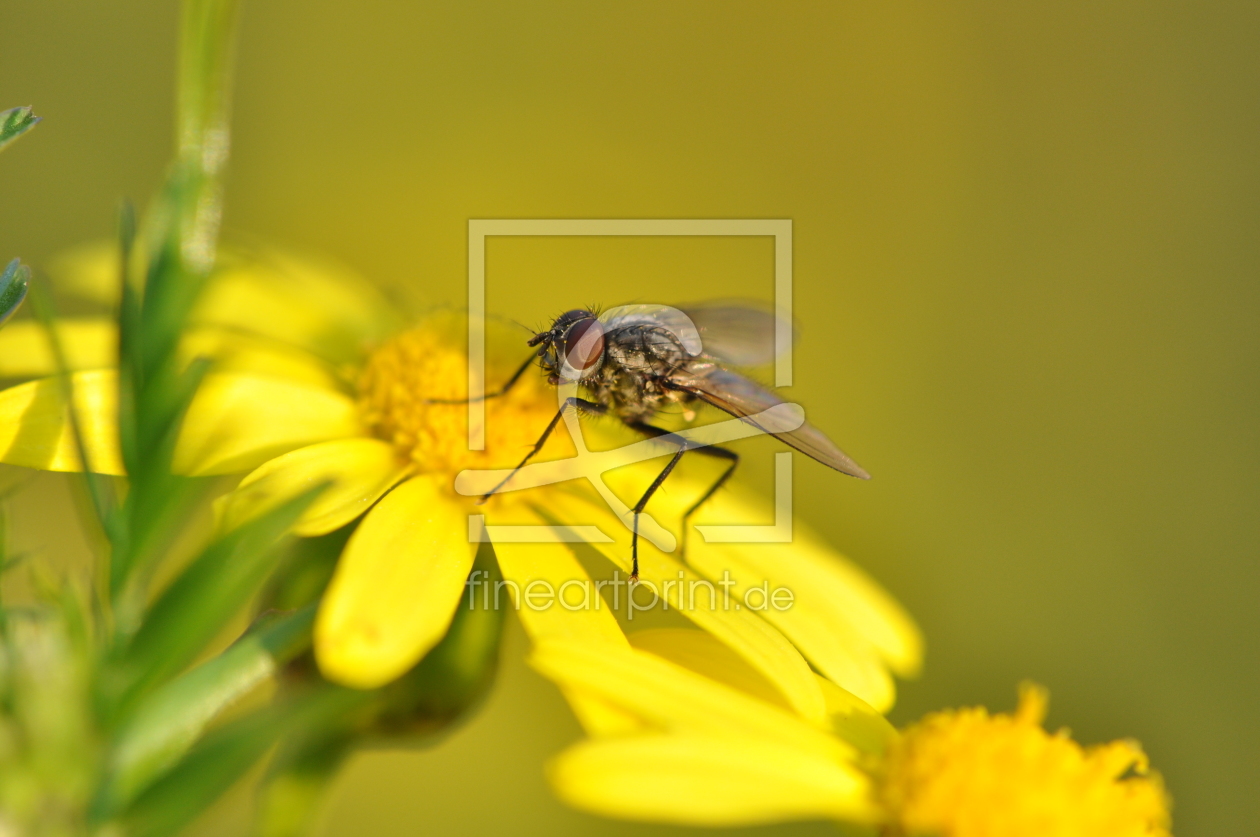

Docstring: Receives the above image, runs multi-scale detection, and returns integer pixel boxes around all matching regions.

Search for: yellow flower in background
[881,683,1171,837]
[0,241,400,387]
[536,628,894,824]
[536,632,1172,836]
[0,244,921,710]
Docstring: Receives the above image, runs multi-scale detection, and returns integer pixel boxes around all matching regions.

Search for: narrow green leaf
[116,200,140,478]
[178,0,239,175]
[27,278,117,534]
[0,106,39,153]
[259,522,354,612]
[114,484,328,712]
[0,258,30,326]
[111,0,242,616]
[135,174,212,381]
[130,0,242,373]
[119,685,367,837]
[112,359,213,607]
[96,606,315,818]
[26,277,122,646]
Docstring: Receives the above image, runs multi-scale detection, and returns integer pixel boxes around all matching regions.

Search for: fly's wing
[679,300,799,367]
[670,364,870,478]
[599,304,704,355]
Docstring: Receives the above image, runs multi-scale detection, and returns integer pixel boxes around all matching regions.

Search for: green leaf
[95,606,315,818]
[252,543,507,836]
[113,484,328,714]
[0,258,30,327]
[259,522,354,612]
[178,0,239,175]
[111,0,242,614]
[118,685,367,837]
[0,106,39,153]
[111,360,213,609]
[27,276,119,549]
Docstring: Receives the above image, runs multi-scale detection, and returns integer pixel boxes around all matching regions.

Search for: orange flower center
[356,316,567,484]
[878,684,1172,837]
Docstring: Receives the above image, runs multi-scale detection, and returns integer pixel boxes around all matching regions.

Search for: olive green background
[3,2,1257,834]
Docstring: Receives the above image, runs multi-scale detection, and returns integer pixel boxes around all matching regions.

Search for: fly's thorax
[572,325,693,421]
[604,323,690,375]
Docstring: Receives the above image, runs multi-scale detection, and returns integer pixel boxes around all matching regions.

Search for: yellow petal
[0,318,116,377]
[193,248,400,363]
[174,373,361,476]
[315,475,474,688]
[0,317,345,391]
[816,675,898,756]
[538,489,828,726]
[628,627,794,711]
[549,735,874,826]
[47,241,400,362]
[557,462,921,687]
[628,628,896,755]
[488,501,629,648]
[217,438,410,536]
[689,537,897,711]
[181,327,345,390]
[692,484,923,679]
[638,541,830,726]
[557,689,647,738]
[489,502,640,737]
[529,639,851,763]
[0,370,123,474]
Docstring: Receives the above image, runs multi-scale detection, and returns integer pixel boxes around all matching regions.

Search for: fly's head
[530,308,606,384]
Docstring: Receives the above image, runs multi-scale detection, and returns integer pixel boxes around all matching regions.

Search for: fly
[441,303,869,580]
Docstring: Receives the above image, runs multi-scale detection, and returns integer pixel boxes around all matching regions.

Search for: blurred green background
[3,1,1258,834]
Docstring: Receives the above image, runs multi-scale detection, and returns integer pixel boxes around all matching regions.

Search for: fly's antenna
[508,318,534,335]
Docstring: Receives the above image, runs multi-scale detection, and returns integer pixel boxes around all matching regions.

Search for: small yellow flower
[536,636,1172,836]
[0,245,921,708]
[880,683,1171,837]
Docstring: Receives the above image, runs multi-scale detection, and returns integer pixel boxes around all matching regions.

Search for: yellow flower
[536,636,1172,836]
[535,629,891,825]
[880,683,1171,837]
[0,244,921,708]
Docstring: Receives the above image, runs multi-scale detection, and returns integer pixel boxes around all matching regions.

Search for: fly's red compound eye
[562,317,605,376]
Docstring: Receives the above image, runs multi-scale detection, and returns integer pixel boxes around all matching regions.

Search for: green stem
[110,0,243,616]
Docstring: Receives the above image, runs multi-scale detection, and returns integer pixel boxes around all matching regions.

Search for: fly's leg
[423,352,536,404]
[625,420,739,575]
[478,396,605,504]
[677,447,738,557]
[629,447,688,582]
